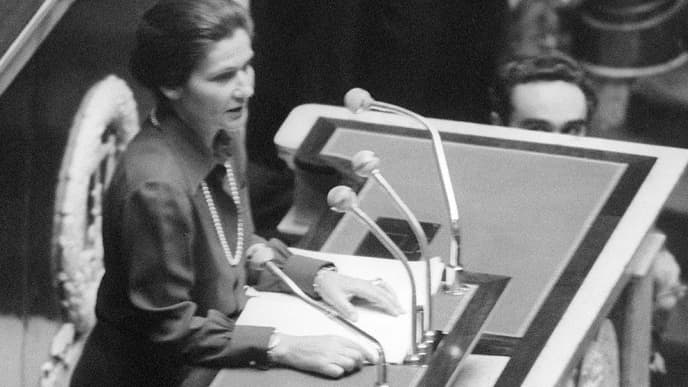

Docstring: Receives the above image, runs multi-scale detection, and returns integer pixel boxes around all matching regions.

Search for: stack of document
[237,248,444,363]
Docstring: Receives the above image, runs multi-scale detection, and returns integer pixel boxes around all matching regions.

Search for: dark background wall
[0,1,155,385]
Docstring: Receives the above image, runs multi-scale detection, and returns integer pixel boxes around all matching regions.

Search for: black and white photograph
[2,1,688,386]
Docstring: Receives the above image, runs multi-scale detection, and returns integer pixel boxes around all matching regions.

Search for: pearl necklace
[200,162,244,265]
[150,108,244,266]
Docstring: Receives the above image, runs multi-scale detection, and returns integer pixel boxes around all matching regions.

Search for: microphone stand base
[423,330,444,352]
[403,353,424,365]
[442,265,471,296]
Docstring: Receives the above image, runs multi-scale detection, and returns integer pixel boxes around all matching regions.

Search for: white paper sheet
[237,250,445,363]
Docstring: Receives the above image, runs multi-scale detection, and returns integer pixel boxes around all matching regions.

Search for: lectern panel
[256,104,688,387]
[320,128,626,337]
[294,116,656,385]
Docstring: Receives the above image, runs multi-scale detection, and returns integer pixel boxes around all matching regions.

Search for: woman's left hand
[314,270,404,321]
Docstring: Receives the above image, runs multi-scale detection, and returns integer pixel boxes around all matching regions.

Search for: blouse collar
[149,105,238,192]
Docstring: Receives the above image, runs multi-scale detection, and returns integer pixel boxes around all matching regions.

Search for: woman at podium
[69,1,402,386]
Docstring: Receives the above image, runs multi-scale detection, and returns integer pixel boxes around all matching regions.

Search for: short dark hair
[130,0,252,102]
[492,51,598,123]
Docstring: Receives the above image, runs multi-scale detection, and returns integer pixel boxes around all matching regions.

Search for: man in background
[492,50,684,384]
[491,51,597,136]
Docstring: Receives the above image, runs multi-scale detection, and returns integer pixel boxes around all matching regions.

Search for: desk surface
[211,355,510,387]
[265,104,688,386]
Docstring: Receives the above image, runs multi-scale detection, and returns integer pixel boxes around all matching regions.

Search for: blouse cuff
[281,254,334,299]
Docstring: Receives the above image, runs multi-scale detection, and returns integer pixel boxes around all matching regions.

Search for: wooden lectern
[211,104,688,387]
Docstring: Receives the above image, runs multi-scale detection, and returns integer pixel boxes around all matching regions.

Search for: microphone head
[351,150,380,178]
[327,185,359,213]
[344,88,374,113]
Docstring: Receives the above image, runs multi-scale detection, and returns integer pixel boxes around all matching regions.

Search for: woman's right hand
[268,333,376,378]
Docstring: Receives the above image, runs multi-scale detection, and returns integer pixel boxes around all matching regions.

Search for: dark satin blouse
[70,108,330,387]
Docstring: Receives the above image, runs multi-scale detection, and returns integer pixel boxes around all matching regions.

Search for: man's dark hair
[492,51,598,123]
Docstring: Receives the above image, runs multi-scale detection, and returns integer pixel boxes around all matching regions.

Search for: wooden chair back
[40,75,139,387]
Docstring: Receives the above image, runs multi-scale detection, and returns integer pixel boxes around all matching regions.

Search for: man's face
[508,80,588,136]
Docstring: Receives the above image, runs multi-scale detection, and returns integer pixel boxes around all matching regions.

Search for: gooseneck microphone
[328,185,422,364]
[344,88,465,294]
[351,150,434,337]
[249,250,389,387]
